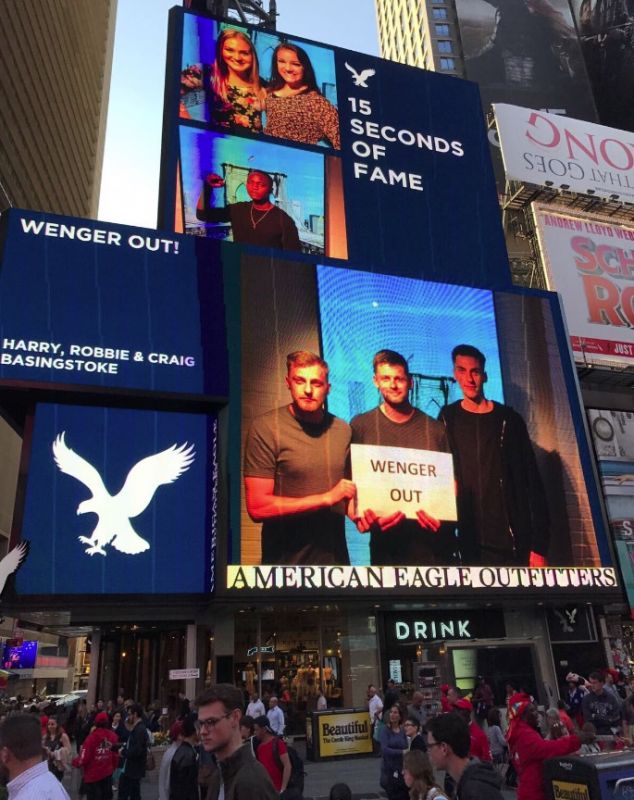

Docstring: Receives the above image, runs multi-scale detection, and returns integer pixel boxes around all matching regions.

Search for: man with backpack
[253,716,304,799]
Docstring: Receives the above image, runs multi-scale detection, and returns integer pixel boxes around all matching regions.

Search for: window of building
[435,23,450,35]
[432,8,448,19]
[437,40,453,53]
[440,57,455,70]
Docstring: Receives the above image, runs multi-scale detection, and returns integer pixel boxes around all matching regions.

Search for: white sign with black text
[350,444,457,521]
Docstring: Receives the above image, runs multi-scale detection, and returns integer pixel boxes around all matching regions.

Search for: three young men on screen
[243,345,549,568]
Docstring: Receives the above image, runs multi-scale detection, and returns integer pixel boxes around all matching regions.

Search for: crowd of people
[2,667,634,799]
[367,667,634,800]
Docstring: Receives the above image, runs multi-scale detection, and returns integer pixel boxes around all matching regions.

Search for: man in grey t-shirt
[244,350,355,565]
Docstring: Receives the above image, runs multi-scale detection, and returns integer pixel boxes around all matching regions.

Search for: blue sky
[98,0,379,229]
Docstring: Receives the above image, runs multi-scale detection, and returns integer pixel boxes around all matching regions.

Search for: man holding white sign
[440,344,550,567]
[350,349,457,565]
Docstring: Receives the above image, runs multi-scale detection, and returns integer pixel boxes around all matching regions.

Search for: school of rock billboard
[532,206,634,364]
[159,7,510,287]
[587,408,634,617]
[495,104,634,202]
[227,253,616,598]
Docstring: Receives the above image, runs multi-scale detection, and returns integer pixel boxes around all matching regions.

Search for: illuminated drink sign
[385,610,505,645]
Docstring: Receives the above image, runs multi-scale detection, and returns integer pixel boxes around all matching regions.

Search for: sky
[98,0,379,229]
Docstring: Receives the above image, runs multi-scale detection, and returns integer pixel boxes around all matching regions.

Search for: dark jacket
[206,742,278,800]
[170,741,199,800]
[440,401,550,563]
[455,759,504,800]
[122,720,148,780]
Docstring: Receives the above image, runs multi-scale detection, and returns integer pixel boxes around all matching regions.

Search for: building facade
[0,0,116,218]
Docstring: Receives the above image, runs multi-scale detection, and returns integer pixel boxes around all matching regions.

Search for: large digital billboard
[161,7,511,288]
[0,209,228,398]
[227,255,616,597]
[587,408,634,618]
[15,403,217,595]
[533,206,634,364]
[496,104,634,202]
[570,0,634,133]
[454,0,597,185]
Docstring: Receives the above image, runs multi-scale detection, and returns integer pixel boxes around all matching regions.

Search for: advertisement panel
[533,206,634,364]
[228,255,615,597]
[587,408,634,617]
[161,8,510,288]
[2,641,37,670]
[0,209,228,399]
[455,0,597,183]
[570,0,634,132]
[315,710,372,758]
[495,104,634,201]
[16,403,217,595]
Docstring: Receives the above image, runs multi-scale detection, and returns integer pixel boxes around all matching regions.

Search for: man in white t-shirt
[267,697,285,736]
[246,693,265,718]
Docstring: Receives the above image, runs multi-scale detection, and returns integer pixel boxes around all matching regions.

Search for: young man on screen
[244,351,355,565]
[350,349,455,566]
[439,344,550,567]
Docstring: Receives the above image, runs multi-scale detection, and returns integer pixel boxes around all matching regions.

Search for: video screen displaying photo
[179,127,332,255]
[180,13,340,150]
[233,256,613,595]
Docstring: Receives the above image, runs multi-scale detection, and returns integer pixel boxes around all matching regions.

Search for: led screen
[454,0,597,184]
[0,209,228,398]
[162,7,511,287]
[2,641,37,670]
[16,403,217,595]
[229,256,615,597]
[587,408,634,617]
[570,0,634,133]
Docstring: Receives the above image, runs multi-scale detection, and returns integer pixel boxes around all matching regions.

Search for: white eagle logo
[344,62,376,88]
[53,432,195,557]
[0,541,30,596]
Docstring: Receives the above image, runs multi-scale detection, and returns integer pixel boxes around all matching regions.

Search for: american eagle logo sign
[52,433,195,556]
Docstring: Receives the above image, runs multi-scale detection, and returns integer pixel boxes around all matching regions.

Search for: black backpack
[273,737,305,796]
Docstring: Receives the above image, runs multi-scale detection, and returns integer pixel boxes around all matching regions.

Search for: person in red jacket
[507,693,588,800]
[455,699,492,762]
[72,711,119,800]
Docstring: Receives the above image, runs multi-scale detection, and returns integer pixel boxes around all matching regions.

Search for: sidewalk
[64,753,517,799]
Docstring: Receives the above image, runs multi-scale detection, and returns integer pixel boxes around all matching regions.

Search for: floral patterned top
[264,90,340,149]
[211,85,263,132]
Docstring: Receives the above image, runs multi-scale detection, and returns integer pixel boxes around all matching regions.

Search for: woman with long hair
[42,716,71,781]
[210,28,263,131]
[181,28,264,130]
[402,750,450,800]
[379,705,409,800]
[264,43,340,148]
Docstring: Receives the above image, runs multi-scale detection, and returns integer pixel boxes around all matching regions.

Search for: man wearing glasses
[427,714,503,799]
[196,684,278,800]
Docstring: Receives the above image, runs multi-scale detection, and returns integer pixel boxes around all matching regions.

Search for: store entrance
[449,643,539,704]
[234,608,348,735]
